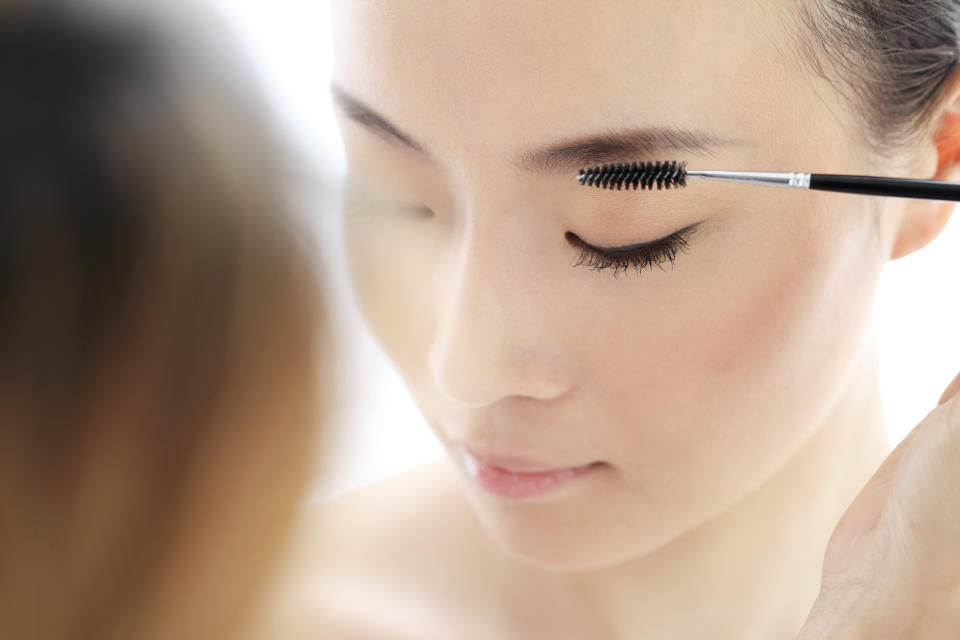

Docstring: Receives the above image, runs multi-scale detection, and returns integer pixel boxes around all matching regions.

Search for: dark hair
[0,5,156,418]
[799,0,960,155]
[0,4,327,639]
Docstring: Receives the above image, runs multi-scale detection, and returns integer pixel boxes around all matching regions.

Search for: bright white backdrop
[210,0,960,501]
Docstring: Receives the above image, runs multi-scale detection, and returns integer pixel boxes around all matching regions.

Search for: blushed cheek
[687,253,822,398]
[687,213,880,420]
[589,214,879,503]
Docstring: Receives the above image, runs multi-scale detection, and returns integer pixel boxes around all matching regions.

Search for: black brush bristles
[577,161,688,191]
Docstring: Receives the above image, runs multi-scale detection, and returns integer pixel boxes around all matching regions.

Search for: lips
[462,448,603,500]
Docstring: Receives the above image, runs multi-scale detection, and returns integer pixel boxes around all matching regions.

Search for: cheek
[343,214,442,390]
[580,207,881,507]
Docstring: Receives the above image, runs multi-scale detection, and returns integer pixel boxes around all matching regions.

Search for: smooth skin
[262,1,960,638]
[795,373,960,639]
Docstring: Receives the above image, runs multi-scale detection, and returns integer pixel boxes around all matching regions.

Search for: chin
[464,487,678,572]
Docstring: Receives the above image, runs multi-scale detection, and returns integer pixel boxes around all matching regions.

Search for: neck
[510,334,891,640]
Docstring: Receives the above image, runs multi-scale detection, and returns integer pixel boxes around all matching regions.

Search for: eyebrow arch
[515,128,745,176]
[330,83,427,153]
[330,83,748,175]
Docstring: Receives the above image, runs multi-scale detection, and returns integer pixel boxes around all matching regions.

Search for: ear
[890,74,960,261]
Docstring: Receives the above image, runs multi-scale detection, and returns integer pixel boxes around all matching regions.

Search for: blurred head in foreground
[0,2,328,638]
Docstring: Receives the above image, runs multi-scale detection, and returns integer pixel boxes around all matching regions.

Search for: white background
[209,0,960,501]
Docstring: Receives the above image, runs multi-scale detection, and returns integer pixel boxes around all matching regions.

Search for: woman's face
[332,0,903,568]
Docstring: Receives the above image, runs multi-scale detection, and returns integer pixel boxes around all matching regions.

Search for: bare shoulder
[255,460,496,640]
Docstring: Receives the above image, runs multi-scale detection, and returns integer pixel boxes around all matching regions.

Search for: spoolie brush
[577,161,960,201]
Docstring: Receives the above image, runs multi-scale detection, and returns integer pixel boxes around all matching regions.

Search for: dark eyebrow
[514,128,743,175]
[330,83,747,175]
[331,83,426,153]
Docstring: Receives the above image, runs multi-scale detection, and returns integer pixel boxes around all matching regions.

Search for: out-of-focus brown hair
[0,2,329,638]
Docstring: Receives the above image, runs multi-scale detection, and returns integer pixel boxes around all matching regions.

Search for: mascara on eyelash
[576,160,960,201]
[567,227,693,278]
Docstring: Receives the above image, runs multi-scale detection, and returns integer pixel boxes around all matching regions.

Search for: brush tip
[577,161,688,191]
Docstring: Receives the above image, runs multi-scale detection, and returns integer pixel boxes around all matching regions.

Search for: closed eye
[566,222,700,278]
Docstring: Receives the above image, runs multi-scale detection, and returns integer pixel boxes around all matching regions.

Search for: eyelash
[566,224,698,278]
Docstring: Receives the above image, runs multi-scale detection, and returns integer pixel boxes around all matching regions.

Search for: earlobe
[889,149,958,260]
[888,158,959,262]
[889,197,954,261]
[889,82,960,261]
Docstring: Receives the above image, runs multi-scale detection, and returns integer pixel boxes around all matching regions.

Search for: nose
[427,219,575,408]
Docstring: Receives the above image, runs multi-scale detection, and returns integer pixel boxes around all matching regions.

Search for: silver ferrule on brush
[685,171,812,189]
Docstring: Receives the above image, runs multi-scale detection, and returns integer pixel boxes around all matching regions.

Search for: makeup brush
[577,161,960,201]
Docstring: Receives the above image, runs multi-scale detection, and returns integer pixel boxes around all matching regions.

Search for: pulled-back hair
[798,0,960,155]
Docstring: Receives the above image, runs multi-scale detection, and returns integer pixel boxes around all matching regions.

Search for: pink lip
[463,449,602,500]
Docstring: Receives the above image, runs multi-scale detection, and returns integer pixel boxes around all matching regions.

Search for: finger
[938,370,960,405]
[839,373,960,541]
[823,436,911,576]
[821,409,930,577]
[823,385,958,578]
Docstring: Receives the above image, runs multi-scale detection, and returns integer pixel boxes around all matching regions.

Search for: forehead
[331,0,845,168]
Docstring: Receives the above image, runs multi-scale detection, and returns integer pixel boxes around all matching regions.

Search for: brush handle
[580,167,960,202]
[810,174,960,202]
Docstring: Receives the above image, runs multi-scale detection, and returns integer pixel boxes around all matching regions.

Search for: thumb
[821,421,919,580]
[938,370,960,405]
[823,369,960,580]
